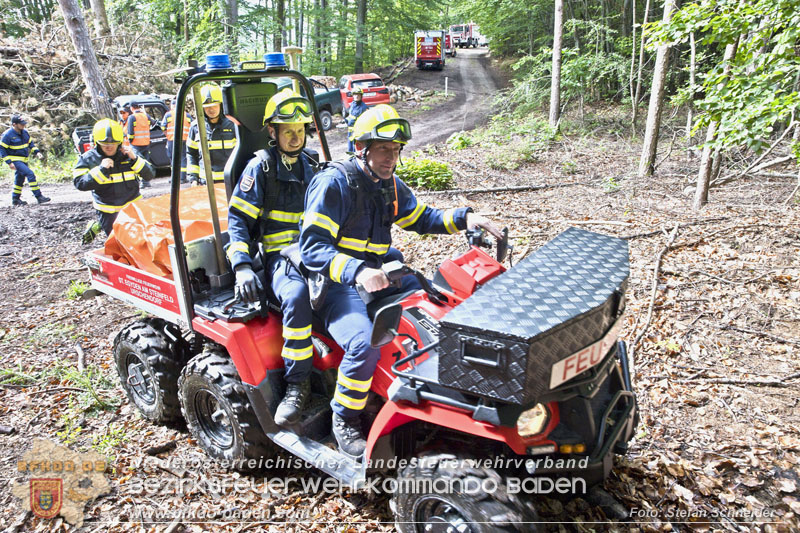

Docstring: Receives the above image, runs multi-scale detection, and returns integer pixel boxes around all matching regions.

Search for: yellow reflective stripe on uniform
[90,166,111,184]
[0,141,8,148]
[329,253,352,283]
[263,229,299,244]
[212,171,224,181]
[207,140,224,149]
[230,196,260,219]
[5,155,28,162]
[93,195,142,213]
[281,345,313,361]
[226,241,249,262]
[267,210,302,223]
[130,157,145,173]
[395,201,427,229]
[337,371,372,392]
[73,167,90,178]
[186,137,199,149]
[333,391,368,410]
[303,212,339,238]
[338,236,369,252]
[283,325,311,340]
[13,185,22,193]
[6,142,29,150]
[443,209,458,234]
[186,164,201,174]
[366,241,390,254]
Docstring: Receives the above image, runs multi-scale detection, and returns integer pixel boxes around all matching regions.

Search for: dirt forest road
[13,47,502,207]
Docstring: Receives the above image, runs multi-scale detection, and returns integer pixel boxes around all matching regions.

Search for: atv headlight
[517,403,549,438]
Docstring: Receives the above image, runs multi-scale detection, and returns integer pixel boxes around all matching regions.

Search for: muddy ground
[0,52,798,532]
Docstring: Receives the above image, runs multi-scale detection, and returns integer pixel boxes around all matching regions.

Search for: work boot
[332,412,366,457]
[82,221,102,245]
[274,379,310,426]
[36,195,51,204]
[11,198,27,206]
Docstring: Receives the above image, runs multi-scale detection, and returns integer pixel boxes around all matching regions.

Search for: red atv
[84,60,638,531]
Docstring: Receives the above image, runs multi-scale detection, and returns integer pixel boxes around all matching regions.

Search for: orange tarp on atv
[104,184,229,277]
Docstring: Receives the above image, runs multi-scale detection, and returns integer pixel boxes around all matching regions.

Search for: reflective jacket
[227,147,318,269]
[127,111,151,146]
[346,100,369,127]
[73,147,154,213]
[300,157,471,286]
[0,127,39,164]
[161,110,191,142]
[186,116,237,182]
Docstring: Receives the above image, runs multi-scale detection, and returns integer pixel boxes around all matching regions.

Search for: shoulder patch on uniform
[240,174,255,192]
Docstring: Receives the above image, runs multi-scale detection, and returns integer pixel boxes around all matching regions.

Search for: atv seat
[222,79,281,197]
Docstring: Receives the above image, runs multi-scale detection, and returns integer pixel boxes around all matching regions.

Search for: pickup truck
[278,77,343,131]
[71,94,171,171]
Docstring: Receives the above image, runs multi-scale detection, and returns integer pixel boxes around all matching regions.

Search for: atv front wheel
[392,452,539,533]
[113,318,188,423]
[179,346,275,466]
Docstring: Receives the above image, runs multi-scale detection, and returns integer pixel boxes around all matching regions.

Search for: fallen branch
[418,183,580,196]
[654,129,679,171]
[712,121,796,187]
[631,224,680,363]
[557,219,633,227]
[75,343,85,372]
[710,323,800,346]
[669,371,800,387]
[784,178,800,206]
[623,217,731,240]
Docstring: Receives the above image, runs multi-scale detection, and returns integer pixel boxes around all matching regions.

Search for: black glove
[234,265,262,304]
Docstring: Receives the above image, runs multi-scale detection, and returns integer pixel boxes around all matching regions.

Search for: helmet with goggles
[351,104,411,145]
[263,88,313,125]
[200,84,223,108]
[92,118,124,146]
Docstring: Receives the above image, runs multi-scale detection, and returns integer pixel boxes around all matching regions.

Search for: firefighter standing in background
[186,85,237,186]
[126,103,153,188]
[345,87,368,154]
[227,89,320,427]
[161,98,192,183]
[0,114,50,206]
[74,118,154,243]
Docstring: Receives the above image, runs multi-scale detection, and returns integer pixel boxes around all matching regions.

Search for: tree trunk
[354,0,366,73]
[631,0,651,126]
[87,0,110,37]
[629,0,636,113]
[623,0,631,36]
[637,0,676,177]
[685,31,696,150]
[549,0,564,128]
[694,38,740,209]
[274,0,284,51]
[224,0,238,57]
[183,0,190,41]
[565,0,581,54]
[337,0,348,64]
[320,0,328,74]
[57,0,113,118]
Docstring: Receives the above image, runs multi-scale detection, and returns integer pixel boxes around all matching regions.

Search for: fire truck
[450,22,478,48]
[414,29,446,70]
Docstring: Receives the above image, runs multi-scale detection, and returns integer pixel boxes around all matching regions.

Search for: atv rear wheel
[392,452,539,533]
[113,318,188,423]
[179,346,275,466]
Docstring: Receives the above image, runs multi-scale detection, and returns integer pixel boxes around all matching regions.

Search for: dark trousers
[11,161,42,199]
[97,211,118,236]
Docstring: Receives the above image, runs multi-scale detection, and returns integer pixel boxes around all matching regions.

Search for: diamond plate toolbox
[438,228,629,405]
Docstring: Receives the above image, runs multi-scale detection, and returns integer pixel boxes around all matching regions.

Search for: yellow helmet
[263,88,313,125]
[92,118,124,145]
[200,84,223,108]
[351,104,411,144]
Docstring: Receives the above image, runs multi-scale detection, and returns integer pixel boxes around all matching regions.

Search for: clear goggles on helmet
[273,97,313,120]
[97,140,121,146]
[370,118,412,143]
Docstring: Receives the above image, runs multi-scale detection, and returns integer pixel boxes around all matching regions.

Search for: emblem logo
[30,479,62,519]
[240,174,255,192]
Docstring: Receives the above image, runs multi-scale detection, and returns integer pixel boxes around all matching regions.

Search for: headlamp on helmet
[263,88,313,126]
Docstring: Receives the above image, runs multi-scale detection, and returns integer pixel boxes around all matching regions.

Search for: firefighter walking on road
[126,103,153,187]
[74,118,154,243]
[186,85,237,185]
[0,114,50,206]
[345,87,368,154]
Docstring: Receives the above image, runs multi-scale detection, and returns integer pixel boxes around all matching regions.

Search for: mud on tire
[392,451,539,533]
[178,346,275,466]
[113,317,189,423]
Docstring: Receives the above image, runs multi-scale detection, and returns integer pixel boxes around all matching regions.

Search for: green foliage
[396,158,454,190]
[447,131,473,150]
[92,424,128,459]
[653,0,800,153]
[602,175,621,193]
[65,280,91,300]
[471,112,557,170]
[57,405,83,446]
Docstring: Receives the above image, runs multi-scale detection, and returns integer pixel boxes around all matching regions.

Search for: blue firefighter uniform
[0,127,46,203]
[345,100,369,153]
[299,157,471,417]
[227,147,318,382]
[73,147,154,235]
[185,116,237,184]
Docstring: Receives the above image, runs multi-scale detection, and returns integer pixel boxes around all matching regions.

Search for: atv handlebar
[356,260,446,306]
[466,226,511,264]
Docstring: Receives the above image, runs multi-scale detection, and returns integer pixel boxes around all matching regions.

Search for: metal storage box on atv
[438,228,628,405]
